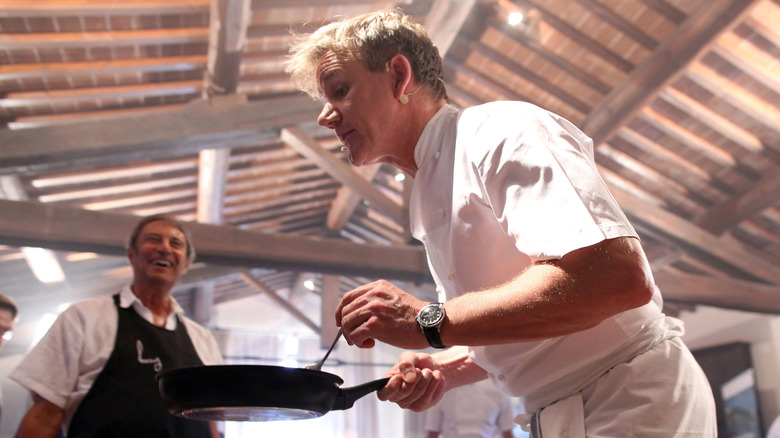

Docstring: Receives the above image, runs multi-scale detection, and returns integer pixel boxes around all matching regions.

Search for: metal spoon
[305,327,343,371]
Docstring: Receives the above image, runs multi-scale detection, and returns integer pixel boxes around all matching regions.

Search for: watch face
[419,305,444,327]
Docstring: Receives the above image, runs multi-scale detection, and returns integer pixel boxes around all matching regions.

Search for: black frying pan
[156,365,389,422]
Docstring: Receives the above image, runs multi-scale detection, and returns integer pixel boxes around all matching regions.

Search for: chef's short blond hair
[286,9,446,101]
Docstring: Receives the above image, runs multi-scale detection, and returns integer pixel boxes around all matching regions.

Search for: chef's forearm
[439,237,654,345]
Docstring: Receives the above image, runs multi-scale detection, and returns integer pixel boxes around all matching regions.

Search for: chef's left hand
[378,351,446,412]
[335,279,428,349]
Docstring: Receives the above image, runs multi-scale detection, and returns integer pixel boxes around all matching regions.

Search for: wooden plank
[0,0,210,16]
[205,0,251,95]
[697,168,780,235]
[0,28,210,49]
[280,127,404,224]
[655,270,780,314]
[326,165,381,231]
[581,0,759,146]
[0,199,431,282]
[0,94,321,175]
[609,184,780,285]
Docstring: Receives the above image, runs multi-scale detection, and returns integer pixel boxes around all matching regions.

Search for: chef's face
[0,308,13,351]
[127,220,190,287]
[316,51,402,167]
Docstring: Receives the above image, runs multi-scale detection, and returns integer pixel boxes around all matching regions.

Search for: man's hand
[336,279,429,349]
[378,351,447,412]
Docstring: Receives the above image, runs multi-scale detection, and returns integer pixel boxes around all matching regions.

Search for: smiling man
[10,214,223,438]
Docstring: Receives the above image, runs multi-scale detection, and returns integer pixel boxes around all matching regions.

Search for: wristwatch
[416,303,447,349]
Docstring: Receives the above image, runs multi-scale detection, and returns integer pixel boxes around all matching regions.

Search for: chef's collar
[119,284,182,330]
[414,103,459,170]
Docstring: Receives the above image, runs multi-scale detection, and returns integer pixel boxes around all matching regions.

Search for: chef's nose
[318,102,339,129]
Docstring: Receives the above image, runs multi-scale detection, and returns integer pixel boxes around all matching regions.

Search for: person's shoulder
[458,101,552,139]
[55,294,117,326]
[178,315,215,337]
[464,100,547,119]
[65,294,115,313]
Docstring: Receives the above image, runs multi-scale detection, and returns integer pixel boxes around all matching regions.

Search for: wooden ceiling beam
[7,105,187,130]
[1,81,204,109]
[714,33,780,96]
[0,94,322,175]
[658,88,764,155]
[326,165,381,232]
[636,109,737,168]
[0,199,431,282]
[609,184,780,285]
[280,127,404,224]
[461,39,592,114]
[697,168,780,235]
[0,28,210,49]
[515,0,634,73]
[686,61,780,131]
[0,0,210,16]
[198,0,252,226]
[0,56,208,82]
[635,0,686,24]
[581,0,759,146]
[205,0,251,96]
[568,0,658,49]
[479,15,611,95]
[655,270,780,314]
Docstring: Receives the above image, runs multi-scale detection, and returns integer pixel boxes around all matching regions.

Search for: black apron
[68,294,212,438]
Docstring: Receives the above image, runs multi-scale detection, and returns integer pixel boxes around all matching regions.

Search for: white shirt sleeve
[9,296,117,410]
[471,103,636,260]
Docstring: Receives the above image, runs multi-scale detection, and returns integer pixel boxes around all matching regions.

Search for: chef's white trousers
[531,336,717,437]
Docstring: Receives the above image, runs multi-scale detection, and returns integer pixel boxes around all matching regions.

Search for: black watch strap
[422,326,446,349]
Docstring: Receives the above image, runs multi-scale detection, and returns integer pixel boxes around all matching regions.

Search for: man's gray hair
[286,9,446,100]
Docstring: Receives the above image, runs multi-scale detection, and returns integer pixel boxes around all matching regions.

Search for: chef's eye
[334,86,348,99]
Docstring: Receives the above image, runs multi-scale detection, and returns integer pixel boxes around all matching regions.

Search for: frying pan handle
[331,377,390,411]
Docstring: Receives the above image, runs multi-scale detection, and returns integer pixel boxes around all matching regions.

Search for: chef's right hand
[377,351,447,412]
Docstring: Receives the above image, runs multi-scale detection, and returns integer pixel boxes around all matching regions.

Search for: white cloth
[528,393,585,438]
[425,379,515,438]
[520,318,715,437]
[768,416,780,438]
[9,285,223,430]
[409,101,664,413]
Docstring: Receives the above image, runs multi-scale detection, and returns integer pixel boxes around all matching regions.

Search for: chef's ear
[386,54,413,100]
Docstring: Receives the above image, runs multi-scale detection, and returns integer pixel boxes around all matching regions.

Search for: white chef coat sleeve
[474,103,636,261]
